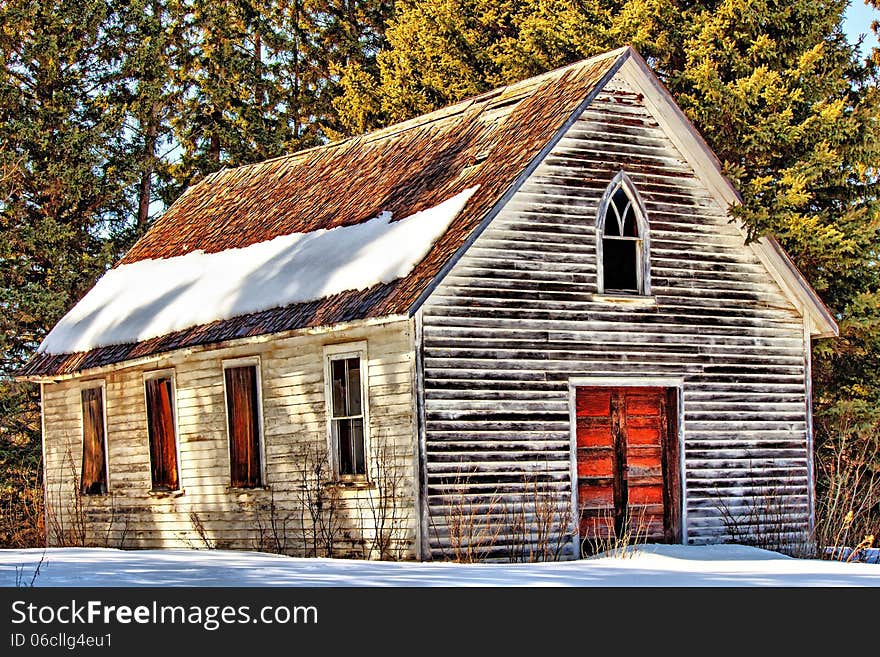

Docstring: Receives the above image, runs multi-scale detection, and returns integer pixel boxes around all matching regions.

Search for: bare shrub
[0,465,44,548]
[366,442,407,560]
[582,505,650,559]
[814,404,880,560]
[504,473,575,562]
[294,443,345,558]
[715,485,812,556]
[45,449,87,547]
[44,448,132,549]
[253,488,295,554]
[430,471,504,562]
[432,466,579,563]
[0,379,43,548]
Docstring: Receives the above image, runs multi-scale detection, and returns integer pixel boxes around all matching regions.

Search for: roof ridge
[210,48,630,178]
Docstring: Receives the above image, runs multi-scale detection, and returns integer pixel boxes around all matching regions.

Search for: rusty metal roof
[22,49,627,378]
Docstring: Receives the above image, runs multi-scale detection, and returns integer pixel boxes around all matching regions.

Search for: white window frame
[323,341,371,482]
[596,171,651,296]
[80,379,110,494]
[142,368,183,493]
[221,356,267,489]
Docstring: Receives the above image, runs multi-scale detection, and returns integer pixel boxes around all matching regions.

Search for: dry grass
[582,506,650,559]
[503,474,574,562]
[433,483,505,563]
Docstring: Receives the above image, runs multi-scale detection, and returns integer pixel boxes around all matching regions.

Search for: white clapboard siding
[419,74,811,558]
[42,319,419,558]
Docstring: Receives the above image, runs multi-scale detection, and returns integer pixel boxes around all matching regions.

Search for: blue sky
[844,1,879,56]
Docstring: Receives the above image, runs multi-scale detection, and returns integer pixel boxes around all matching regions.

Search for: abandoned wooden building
[20,46,838,560]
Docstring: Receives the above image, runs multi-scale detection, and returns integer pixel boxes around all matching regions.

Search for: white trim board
[322,340,372,482]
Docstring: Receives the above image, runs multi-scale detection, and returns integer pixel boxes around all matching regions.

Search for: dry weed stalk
[366,441,406,560]
[188,511,216,549]
[430,471,505,562]
[814,407,880,561]
[582,505,650,559]
[504,474,574,562]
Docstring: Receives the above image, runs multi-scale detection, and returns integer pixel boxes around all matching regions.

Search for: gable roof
[20,47,836,380]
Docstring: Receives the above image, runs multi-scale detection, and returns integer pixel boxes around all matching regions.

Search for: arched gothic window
[597,172,650,295]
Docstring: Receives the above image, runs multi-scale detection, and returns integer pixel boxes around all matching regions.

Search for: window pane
[351,419,365,476]
[225,366,262,488]
[145,377,179,491]
[347,358,362,416]
[80,387,107,495]
[331,358,347,417]
[623,204,638,237]
[336,418,354,475]
[604,195,622,236]
[603,239,639,291]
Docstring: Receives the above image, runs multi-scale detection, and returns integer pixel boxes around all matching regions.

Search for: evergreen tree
[610,1,880,413]
[342,0,880,418]
[0,0,130,387]
[110,0,180,233]
[314,0,394,139]
[168,0,294,187]
[334,0,610,132]
[0,0,132,542]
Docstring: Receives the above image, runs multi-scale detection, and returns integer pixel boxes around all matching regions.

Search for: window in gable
[597,173,650,295]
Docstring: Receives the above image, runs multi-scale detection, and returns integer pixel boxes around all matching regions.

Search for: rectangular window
[224,362,263,488]
[80,385,107,495]
[144,373,180,491]
[325,344,368,480]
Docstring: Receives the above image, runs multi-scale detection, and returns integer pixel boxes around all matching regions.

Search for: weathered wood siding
[42,319,419,558]
[420,73,811,557]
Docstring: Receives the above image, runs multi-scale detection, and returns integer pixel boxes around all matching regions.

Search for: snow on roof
[21,50,625,376]
[39,187,479,355]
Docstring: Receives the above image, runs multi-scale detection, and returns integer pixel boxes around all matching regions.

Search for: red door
[575,386,681,547]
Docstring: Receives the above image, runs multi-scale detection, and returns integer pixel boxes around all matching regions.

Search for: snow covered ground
[2,544,880,587]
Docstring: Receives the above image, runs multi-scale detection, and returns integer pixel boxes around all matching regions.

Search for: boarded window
[145,376,179,491]
[601,184,646,293]
[329,356,366,478]
[80,386,107,495]
[224,365,263,488]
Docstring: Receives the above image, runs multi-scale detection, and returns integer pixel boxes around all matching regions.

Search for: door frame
[567,376,686,552]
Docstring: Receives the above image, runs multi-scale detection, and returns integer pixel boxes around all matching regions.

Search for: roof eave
[617,48,838,339]
[756,236,839,338]
[17,313,412,383]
